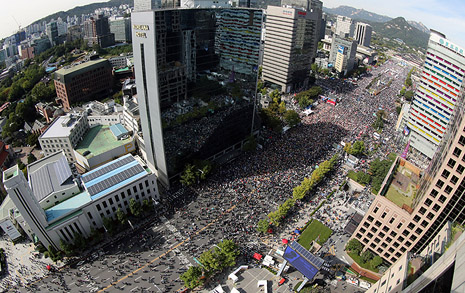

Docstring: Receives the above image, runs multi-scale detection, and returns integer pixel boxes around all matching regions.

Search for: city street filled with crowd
[2,58,413,292]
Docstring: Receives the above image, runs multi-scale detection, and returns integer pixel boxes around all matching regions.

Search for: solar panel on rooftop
[288,241,325,269]
[86,164,145,196]
[82,156,134,183]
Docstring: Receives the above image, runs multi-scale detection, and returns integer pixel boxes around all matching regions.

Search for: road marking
[130,286,139,292]
[98,204,238,292]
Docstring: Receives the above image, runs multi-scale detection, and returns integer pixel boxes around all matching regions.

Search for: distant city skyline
[0,0,464,49]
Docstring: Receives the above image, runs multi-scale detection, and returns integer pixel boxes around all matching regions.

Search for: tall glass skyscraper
[407,30,465,159]
[132,8,263,186]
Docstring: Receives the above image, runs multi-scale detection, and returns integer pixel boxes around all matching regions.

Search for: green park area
[298,220,333,250]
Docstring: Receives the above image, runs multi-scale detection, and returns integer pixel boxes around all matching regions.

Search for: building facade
[84,14,115,48]
[54,59,113,111]
[329,36,357,74]
[262,5,319,92]
[110,17,132,43]
[39,113,90,163]
[352,85,465,265]
[2,154,159,250]
[407,30,465,158]
[335,15,354,38]
[132,8,263,187]
[355,22,372,47]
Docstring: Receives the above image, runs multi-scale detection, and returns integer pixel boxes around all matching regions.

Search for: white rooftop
[40,113,83,139]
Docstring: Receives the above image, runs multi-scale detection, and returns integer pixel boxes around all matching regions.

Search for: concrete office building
[407,30,465,159]
[84,14,115,48]
[262,5,319,92]
[352,87,465,265]
[109,17,132,43]
[180,0,231,8]
[46,22,59,46]
[335,15,354,38]
[367,222,452,293]
[329,36,357,74]
[279,0,324,59]
[2,154,159,250]
[54,59,113,111]
[39,113,90,163]
[355,22,372,47]
[74,124,135,171]
[27,152,81,210]
[134,0,161,11]
[132,8,263,187]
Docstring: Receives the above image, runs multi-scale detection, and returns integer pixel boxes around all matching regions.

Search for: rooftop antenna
[11,15,21,31]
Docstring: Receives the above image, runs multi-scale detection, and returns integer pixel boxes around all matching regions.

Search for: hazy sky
[1,0,465,48]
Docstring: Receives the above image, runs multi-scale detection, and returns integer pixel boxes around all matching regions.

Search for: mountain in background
[32,0,132,25]
[407,20,429,34]
[369,17,429,49]
[323,5,392,23]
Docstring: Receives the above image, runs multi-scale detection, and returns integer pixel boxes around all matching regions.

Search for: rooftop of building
[45,154,150,222]
[27,151,76,202]
[40,113,85,139]
[74,124,131,158]
[54,59,110,84]
[383,161,420,209]
[45,191,91,223]
[81,154,149,201]
[0,195,15,221]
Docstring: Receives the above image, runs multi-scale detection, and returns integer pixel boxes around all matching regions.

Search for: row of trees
[257,154,339,232]
[59,198,154,257]
[180,161,212,186]
[294,86,322,109]
[180,239,239,289]
[369,155,396,194]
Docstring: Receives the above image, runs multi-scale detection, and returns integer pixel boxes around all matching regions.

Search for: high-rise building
[407,30,465,159]
[351,84,465,265]
[110,17,132,43]
[84,14,115,48]
[180,0,231,8]
[329,36,357,74]
[46,21,59,46]
[134,0,162,11]
[132,8,263,187]
[354,22,372,47]
[335,15,354,38]
[262,5,319,93]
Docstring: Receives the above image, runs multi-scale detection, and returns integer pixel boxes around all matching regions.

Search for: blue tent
[294,229,301,234]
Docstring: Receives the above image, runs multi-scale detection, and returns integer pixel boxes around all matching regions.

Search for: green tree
[346,239,363,255]
[243,135,257,152]
[27,153,37,164]
[8,83,24,101]
[344,142,352,154]
[356,171,371,185]
[199,249,220,272]
[73,232,86,250]
[217,239,239,268]
[180,164,196,186]
[371,255,383,268]
[180,266,204,289]
[284,110,301,127]
[31,82,55,102]
[361,250,374,263]
[116,208,127,226]
[102,216,116,235]
[129,198,142,217]
[59,239,74,255]
[257,219,270,234]
[351,141,365,156]
[404,90,414,101]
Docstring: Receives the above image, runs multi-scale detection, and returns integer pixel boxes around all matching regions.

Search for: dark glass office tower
[132,9,263,186]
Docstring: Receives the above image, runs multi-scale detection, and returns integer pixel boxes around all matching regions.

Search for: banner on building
[0,219,21,240]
